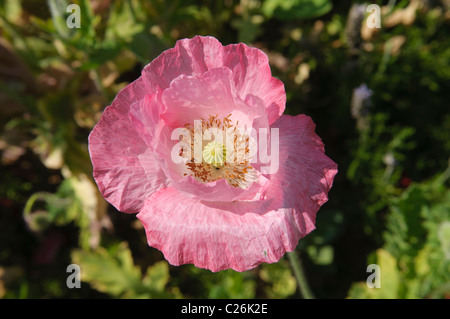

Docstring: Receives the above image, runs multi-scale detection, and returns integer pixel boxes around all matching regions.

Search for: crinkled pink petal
[137,187,309,272]
[127,90,251,202]
[142,66,269,202]
[142,36,224,89]
[136,114,337,271]
[128,90,166,151]
[142,36,285,125]
[161,67,263,128]
[222,43,286,124]
[150,120,267,202]
[262,114,338,215]
[88,82,168,213]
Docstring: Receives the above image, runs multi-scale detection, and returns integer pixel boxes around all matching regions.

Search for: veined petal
[142,36,224,90]
[161,67,264,129]
[88,84,169,213]
[223,43,286,124]
[260,114,338,223]
[141,36,284,124]
[137,187,309,272]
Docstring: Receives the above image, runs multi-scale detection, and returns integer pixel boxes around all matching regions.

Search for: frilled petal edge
[88,82,169,213]
[137,187,313,272]
[136,114,337,272]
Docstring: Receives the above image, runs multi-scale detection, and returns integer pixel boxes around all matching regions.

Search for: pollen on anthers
[178,114,258,189]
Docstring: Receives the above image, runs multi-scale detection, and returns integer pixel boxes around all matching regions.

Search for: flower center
[179,114,258,189]
[202,141,226,168]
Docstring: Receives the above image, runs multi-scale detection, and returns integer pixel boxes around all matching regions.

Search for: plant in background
[348,161,450,298]
[2,0,449,300]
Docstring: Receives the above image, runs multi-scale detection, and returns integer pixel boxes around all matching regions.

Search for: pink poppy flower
[88,36,337,272]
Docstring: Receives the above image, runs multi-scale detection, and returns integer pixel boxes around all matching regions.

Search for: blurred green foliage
[262,0,332,20]
[71,242,182,298]
[0,0,449,299]
[349,164,450,298]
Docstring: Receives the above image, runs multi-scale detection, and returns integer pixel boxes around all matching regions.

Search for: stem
[90,69,104,94]
[438,157,450,183]
[374,40,392,83]
[287,250,315,299]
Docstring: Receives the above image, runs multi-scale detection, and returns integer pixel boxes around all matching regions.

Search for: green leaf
[143,261,170,292]
[47,0,71,39]
[384,185,428,258]
[127,32,166,64]
[4,0,22,23]
[78,0,96,41]
[105,0,144,41]
[348,249,400,299]
[438,221,450,259]
[71,243,141,297]
[207,270,256,299]
[71,243,179,298]
[262,0,332,20]
[414,245,431,276]
[259,260,297,298]
[306,245,334,266]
